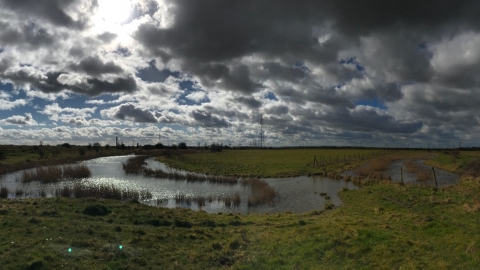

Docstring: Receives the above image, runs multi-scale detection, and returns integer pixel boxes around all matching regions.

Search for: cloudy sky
[0,0,479,147]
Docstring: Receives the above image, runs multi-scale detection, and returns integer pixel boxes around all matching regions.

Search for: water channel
[0,155,358,214]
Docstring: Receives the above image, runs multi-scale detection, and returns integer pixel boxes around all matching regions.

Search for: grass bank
[156,148,385,178]
[0,145,134,176]
[425,151,480,173]
[1,177,480,269]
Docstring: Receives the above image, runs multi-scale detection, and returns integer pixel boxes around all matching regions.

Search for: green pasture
[157,148,385,178]
[1,179,480,269]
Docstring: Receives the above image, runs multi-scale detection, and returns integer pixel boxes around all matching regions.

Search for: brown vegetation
[404,160,432,181]
[55,183,152,201]
[63,164,91,179]
[241,178,277,206]
[19,164,92,183]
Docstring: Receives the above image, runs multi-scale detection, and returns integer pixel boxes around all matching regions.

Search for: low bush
[83,204,111,216]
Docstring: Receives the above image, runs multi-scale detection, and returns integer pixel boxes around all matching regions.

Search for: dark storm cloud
[262,62,307,82]
[103,103,158,123]
[1,70,137,96]
[0,0,92,29]
[320,107,423,134]
[0,57,12,73]
[264,105,289,115]
[235,96,262,109]
[70,56,124,76]
[136,1,324,62]
[96,32,117,43]
[323,0,480,36]
[0,21,55,49]
[85,76,137,96]
[190,110,230,128]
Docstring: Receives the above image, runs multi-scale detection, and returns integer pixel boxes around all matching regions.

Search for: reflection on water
[384,160,459,186]
[1,155,357,214]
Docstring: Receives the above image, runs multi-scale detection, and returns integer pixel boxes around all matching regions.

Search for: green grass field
[2,147,480,269]
[157,148,385,178]
[1,179,480,269]
[425,151,480,173]
[0,145,133,175]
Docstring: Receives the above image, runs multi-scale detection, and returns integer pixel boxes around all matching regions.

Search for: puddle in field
[0,155,357,214]
[344,159,459,186]
[384,160,459,186]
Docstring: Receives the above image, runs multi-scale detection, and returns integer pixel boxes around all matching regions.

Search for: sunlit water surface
[1,155,357,214]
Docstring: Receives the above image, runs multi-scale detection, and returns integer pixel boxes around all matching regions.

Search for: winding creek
[0,155,459,214]
[0,155,357,214]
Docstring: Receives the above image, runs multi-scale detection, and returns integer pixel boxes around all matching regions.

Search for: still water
[0,155,357,214]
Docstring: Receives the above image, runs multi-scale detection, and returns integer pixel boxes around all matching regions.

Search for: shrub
[83,204,111,216]
[178,142,187,149]
[174,219,192,228]
[93,142,101,153]
[155,143,164,149]
[142,144,154,150]
[0,148,6,161]
[79,148,86,156]
[229,240,240,250]
[61,143,71,148]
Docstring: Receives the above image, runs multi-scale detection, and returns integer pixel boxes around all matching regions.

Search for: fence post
[400,166,404,184]
[432,167,438,187]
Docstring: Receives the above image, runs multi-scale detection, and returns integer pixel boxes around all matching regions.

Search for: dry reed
[241,178,277,206]
[404,160,432,181]
[63,164,91,179]
[55,183,152,201]
[19,164,92,183]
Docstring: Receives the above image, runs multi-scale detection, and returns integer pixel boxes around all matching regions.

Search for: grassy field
[1,178,480,269]
[2,147,480,269]
[0,144,138,175]
[425,151,480,173]
[157,148,386,178]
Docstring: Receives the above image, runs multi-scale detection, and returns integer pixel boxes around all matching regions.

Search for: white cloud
[0,113,38,126]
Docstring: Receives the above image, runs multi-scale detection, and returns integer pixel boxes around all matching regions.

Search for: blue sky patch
[137,60,179,83]
[354,98,387,110]
[263,91,278,101]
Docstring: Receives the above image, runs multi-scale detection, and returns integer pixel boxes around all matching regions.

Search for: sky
[0,0,480,148]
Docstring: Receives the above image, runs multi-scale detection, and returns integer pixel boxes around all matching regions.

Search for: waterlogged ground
[385,159,459,186]
[0,155,357,213]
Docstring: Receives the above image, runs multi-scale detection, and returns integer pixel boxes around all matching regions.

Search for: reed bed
[241,178,277,206]
[63,164,91,179]
[55,183,152,201]
[122,156,148,174]
[142,166,238,184]
[36,166,63,183]
[19,164,92,183]
[404,160,432,181]
[224,193,241,207]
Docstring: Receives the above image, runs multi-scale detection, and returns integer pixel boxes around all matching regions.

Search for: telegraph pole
[258,114,265,148]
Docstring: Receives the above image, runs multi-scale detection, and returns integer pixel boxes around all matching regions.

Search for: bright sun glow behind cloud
[96,0,132,25]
